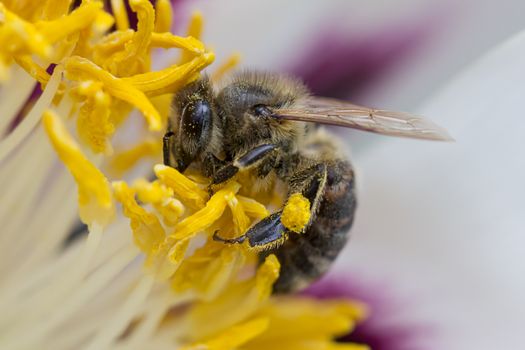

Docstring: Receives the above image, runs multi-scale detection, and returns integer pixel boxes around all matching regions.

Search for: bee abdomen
[272,160,357,293]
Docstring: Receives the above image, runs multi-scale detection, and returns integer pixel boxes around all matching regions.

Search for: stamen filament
[0,65,62,162]
[0,65,35,134]
[84,274,155,350]
[154,0,173,33]
[110,0,130,31]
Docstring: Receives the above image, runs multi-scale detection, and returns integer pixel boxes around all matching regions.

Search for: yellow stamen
[172,182,240,239]
[255,255,280,298]
[76,85,115,154]
[180,318,269,350]
[212,52,241,81]
[281,193,311,233]
[14,56,51,87]
[183,255,280,339]
[0,4,52,69]
[154,164,208,209]
[113,181,165,254]
[133,178,173,203]
[42,0,73,20]
[93,10,115,37]
[186,11,204,40]
[150,32,205,54]
[172,242,245,299]
[180,11,204,64]
[36,1,102,45]
[2,0,47,22]
[93,32,205,66]
[238,195,270,220]
[122,51,215,97]
[154,0,173,33]
[245,298,370,350]
[43,110,114,226]
[133,179,185,226]
[227,196,251,236]
[109,0,155,77]
[110,0,130,31]
[156,197,185,227]
[65,56,162,131]
[147,236,190,280]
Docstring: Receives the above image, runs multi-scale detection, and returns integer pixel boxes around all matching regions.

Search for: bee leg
[163,130,175,167]
[213,211,290,251]
[202,153,227,178]
[214,164,328,251]
[288,163,328,224]
[212,144,278,184]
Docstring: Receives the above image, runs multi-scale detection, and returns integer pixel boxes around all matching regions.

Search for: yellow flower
[0,1,369,349]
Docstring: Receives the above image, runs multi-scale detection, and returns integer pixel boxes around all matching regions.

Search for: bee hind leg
[213,211,290,251]
[285,162,329,231]
[213,163,329,251]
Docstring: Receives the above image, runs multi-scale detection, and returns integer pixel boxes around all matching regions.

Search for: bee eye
[181,100,211,137]
[252,104,273,117]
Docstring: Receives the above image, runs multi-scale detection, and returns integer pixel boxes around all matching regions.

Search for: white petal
[191,0,525,110]
[338,30,525,349]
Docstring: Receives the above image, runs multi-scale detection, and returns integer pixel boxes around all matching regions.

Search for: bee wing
[275,97,453,141]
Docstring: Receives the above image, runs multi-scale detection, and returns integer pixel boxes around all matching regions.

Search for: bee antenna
[212,230,246,244]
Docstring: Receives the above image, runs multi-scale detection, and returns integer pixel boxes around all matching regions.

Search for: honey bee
[164,71,451,293]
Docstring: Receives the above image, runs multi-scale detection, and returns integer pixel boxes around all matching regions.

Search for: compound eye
[252,104,273,118]
[176,99,212,172]
[181,100,212,138]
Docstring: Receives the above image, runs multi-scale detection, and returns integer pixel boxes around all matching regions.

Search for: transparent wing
[275,97,453,141]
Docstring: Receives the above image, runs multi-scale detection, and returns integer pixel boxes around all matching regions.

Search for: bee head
[170,77,216,172]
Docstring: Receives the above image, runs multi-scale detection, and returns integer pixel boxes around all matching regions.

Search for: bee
[164,71,451,293]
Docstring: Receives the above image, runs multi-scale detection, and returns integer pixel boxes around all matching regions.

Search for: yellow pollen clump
[281,193,312,233]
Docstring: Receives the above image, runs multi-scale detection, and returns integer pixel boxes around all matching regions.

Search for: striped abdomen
[271,160,357,293]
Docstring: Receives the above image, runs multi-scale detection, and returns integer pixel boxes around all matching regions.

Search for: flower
[305,276,433,350]
[0,1,369,349]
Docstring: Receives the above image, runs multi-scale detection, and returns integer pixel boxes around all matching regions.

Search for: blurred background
[178,0,525,108]
[158,1,525,349]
